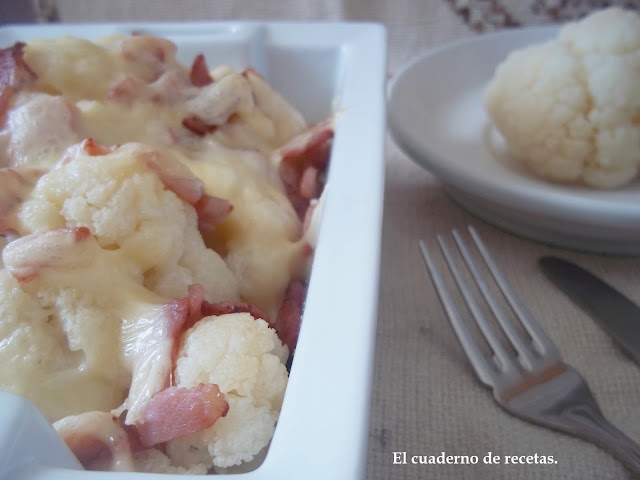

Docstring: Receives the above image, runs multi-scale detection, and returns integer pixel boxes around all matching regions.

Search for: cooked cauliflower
[167,313,289,469]
[17,142,239,302]
[484,7,640,188]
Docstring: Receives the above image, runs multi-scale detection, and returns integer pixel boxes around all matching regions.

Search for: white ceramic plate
[388,26,640,255]
[0,22,387,479]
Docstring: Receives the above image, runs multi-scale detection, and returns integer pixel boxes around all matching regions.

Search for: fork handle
[557,402,640,476]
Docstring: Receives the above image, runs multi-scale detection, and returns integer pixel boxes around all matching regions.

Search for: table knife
[539,256,640,366]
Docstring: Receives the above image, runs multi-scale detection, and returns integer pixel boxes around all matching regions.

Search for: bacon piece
[136,384,228,447]
[83,138,113,156]
[275,280,307,351]
[190,54,213,87]
[0,43,37,90]
[54,139,116,169]
[182,73,253,136]
[182,114,216,136]
[0,85,15,127]
[302,199,318,235]
[54,411,136,472]
[141,150,205,204]
[108,75,148,103]
[120,35,176,80]
[277,121,334,163]
[194,194,233,233]
[299,166,319,200]
[274,121,333,220]
[142,151,232,232]
[2,226,93,283]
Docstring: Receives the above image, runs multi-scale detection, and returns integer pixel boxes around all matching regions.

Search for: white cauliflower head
[17,141,239,302]
[167,312,289,469]
[484,7,640,188]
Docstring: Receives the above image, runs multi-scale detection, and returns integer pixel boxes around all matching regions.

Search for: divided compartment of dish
[0,22,387,479]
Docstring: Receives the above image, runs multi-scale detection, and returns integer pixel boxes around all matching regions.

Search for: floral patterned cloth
[448,0,640,30]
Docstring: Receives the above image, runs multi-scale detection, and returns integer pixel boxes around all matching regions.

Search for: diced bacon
[54,139,116,168]
[182,114,216,136]
[108,75,148,103]
[190,54,213,87]
[2,226,93,283]
[0,86,15,127]
[142,151,205,204]
[83,138,114,156]
[148,70,191,105]
[276,120,334,163]
[273,121,334,221]
[136,384,229,447]
[54,411,135,472]
[186,283,205,320]
[141,150,233,232]
[183,73,253,136]
[275,280,307,351]
[302,199,317,235]
[299,166,319,199]
[201,300,270,323]
[194,194,233,233]
[0,43,37,90]
[120,35,177,80]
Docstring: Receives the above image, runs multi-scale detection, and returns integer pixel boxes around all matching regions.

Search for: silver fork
[419,226,640,476]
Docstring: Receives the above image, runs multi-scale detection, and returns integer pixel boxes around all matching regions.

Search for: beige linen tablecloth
[8,1,640,478]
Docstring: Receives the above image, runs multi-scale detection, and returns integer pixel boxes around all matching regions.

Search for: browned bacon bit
[182,114,217,136]
[276,121,334,221]
[0,42,37,90]
[82,138,115,156]
[201,300,270,323]
[3,226,93,283]
[190,53,213,87]
[136,384,229,447]
[275,280,307,351]
[194,194,233,233]
[0,86,15,127]
[120,35,175,81]
[108,75,148,103]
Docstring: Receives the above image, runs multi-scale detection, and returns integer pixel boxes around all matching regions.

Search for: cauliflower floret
[0,270,82,417]
[167,313,289,469]
[484,7,640,188]
[133,448,208,475]
[18,142,239,302]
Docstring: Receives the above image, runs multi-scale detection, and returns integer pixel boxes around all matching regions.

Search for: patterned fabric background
[448,0,640,30]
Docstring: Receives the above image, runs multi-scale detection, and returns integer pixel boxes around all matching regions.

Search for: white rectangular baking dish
[0,21,387,480]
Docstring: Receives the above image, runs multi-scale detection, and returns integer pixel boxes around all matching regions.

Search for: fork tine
[438,233,516,374]
[419,239,497,386]
[468,226,561,359]
[453,228,538,370]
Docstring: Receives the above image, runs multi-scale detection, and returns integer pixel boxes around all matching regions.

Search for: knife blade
[539,256,640,366]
